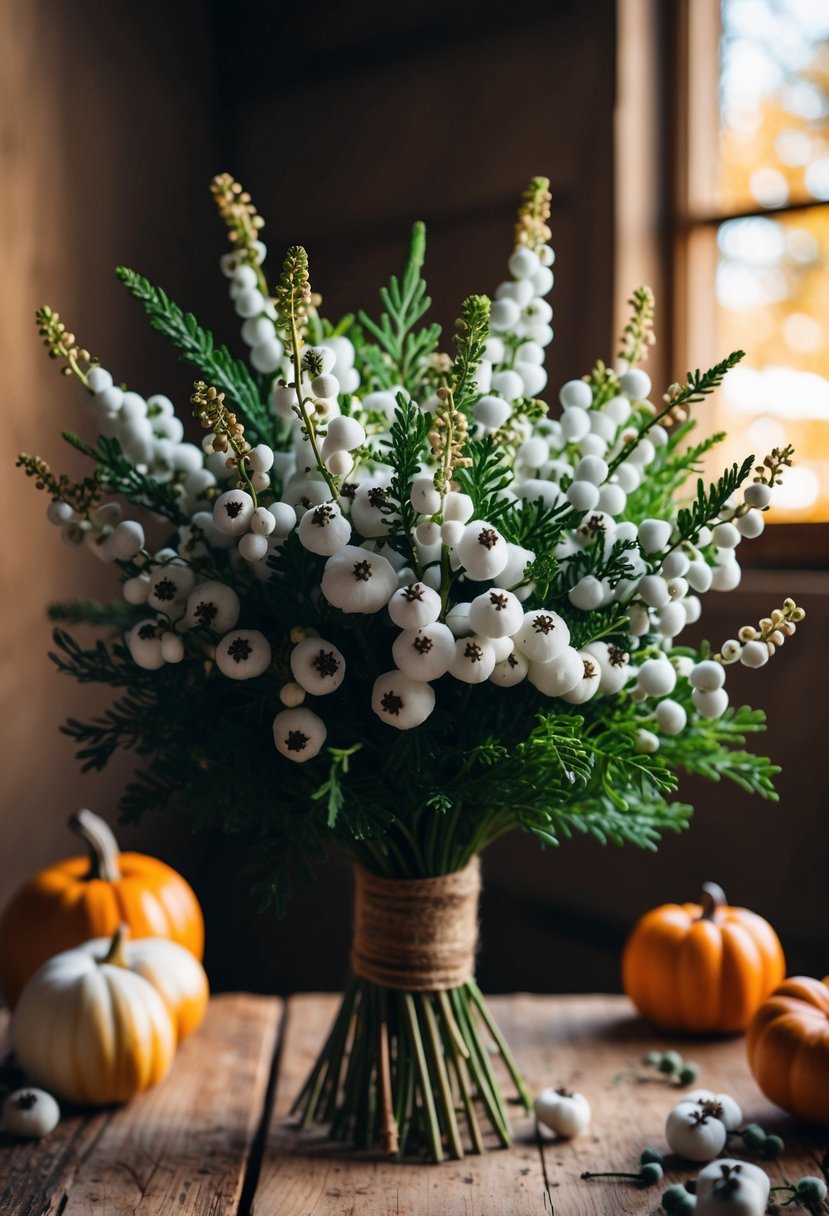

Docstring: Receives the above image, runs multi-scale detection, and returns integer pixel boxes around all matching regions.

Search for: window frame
[616,0,829,567]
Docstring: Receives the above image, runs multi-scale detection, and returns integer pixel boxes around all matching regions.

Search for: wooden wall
[2,0,826,996]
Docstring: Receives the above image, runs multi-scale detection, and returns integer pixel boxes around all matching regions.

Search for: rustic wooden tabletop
[0,993,825,1215]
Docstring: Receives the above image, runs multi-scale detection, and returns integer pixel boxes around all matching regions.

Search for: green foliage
[658,705,780,800]
[62,432,188,524]
[356,223,441,395]
[455,437,514,525]
[381,396,431,556]
[115,267,274,445]
[451,295,491,412]
[48,599,143,628]
[671,350,745,409]
[676,456,755,543]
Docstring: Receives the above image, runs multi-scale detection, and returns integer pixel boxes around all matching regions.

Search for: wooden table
[1,994,826,1214]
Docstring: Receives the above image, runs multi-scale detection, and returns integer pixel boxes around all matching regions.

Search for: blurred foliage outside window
[711,0,829,522]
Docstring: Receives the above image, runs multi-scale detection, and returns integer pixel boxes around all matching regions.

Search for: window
[679,0,829,536]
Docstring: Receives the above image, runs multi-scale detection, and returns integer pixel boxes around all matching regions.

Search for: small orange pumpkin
[747,976,829,1124]
[0,809,204,1007]
[622,881,786,1033]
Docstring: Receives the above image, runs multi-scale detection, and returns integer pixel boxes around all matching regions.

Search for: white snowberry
[238,533,269,563]
[559,652,601,704]
[740,640,770,668]
[442,491,474,523]
[637,657,677,697]
[638,519,673,554]
[215,629,272,680]
[736,509,764,539]
[637,574,671,609]
[713,521,741,549]
[388,582,441,629]
[583,641,630,694]
[566,480,600,511]
[528,646,583,697]
[468,588,524,638]
[635,729,660,753]
[213,489,255,536]
[534,1087,591,1139]
[446,602,473,637]
[449,636,496,683]
[744,482,772,509]
[692,686,729,719]
[655,699,687,735]
[185,582,241,633]
[147,563,195,612]
[298,502,352,556]
[160,632,185,663]
[559,379,592,410]
[273,707,327,762]
[490,650,529,687]
[393,622,455,681]
[513,609,570,663]
[619,368,651,399]
[455,520,508,581]
[321,545,398,614]
[560,407,590,442]
[473,394,511,430]
[371,671,436,729]
[291,637,346,694]
[127,620,165,670]
[568,576,604,612]
[109,520,145,559]
[690,660,725,691]
[1,1088,61,1139]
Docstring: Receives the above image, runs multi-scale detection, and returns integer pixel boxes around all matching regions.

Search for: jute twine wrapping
[351,857,481,992]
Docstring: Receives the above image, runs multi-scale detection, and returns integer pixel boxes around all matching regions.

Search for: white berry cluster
[27,176,802,775]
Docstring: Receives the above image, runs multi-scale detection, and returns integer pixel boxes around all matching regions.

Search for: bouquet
[20,174,803,1160]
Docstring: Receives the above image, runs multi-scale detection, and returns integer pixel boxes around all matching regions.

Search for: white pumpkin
[665,1096,728,1162]
[696,1159,770,1216]
[1,1087,60,1137]
[74,932,209,1042]
[12,927,176,1105]
[534,1087,591,1137]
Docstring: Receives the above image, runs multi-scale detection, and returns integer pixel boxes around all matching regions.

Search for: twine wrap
[351,857,481,992]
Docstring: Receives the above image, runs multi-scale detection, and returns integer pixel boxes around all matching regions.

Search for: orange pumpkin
[0,809,204,1007]
[622,881,786,1033]
[747,976,829,1124]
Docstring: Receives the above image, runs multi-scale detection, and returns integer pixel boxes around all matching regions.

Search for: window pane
[720,0,829,212]
[713,206,829,521]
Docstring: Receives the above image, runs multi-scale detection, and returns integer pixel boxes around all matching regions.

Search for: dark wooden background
[2,0,826,996]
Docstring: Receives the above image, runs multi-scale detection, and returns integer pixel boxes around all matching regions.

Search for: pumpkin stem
[69,809,121,882]
[101,923,130,968]
[699,881,727,921]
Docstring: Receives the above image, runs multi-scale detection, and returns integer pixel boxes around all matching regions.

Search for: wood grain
[0,996,281,1216]
[2,994,828,1214]
[255,994,829,1216]
[253,994,546,1216]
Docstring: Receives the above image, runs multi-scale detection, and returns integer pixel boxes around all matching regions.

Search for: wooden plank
[51,993,281,1216]
[255,993,829,1216]
[252,993,548,1216]
[0,995,281,1216]
[522,995,828,1215]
